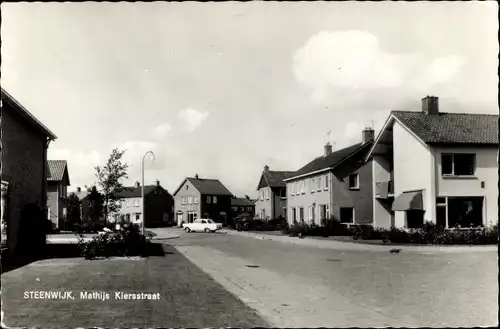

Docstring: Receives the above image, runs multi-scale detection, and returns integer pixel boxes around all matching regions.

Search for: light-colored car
[182,218,223,233]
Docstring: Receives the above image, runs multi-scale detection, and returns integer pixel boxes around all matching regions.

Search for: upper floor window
[188,196,192,204]
[260,190,264,200]
[265,189,269,200]
[324,174,329,190]
[311,178,315,193]
[280,188,286,198]
[348,174,359,190]
[291,183,295,196]
[213,196,218,204]
[206,196,211,204]
[316,176,321,191]
[442,153,475,176]
[232,206,238,211]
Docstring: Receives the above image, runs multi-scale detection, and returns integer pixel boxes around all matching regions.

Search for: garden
[280,218,498,245]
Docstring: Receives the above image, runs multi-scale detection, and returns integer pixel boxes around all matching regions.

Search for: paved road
[166,230,498,328]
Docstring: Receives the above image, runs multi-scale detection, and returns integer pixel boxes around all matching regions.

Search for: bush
[77,223,151,260]
[45,219,59,234]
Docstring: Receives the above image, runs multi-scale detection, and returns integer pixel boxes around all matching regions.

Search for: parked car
[182,218,223,233]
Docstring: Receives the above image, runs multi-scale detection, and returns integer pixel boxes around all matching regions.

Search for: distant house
[366,95,498,229]
[173,174,233,226]
[72,187,94,224]
[1,88,57,252]
[47,160,70,229]
[114,180,174,228]
[231,195,256,219]
[284,129,375,226]
[255,166,294,221]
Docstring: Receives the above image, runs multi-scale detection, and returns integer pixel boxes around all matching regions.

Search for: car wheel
[204,228,211,233]
[184,227,191,233]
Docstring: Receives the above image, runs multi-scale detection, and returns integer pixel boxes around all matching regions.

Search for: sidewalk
[221,229,497,253]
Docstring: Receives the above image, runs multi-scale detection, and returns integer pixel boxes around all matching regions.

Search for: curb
[222,229,497,253]
[151,235,181,241]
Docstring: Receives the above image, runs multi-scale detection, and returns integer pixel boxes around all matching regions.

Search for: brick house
[173,175,233,226]
[366,96,498,229]
[231,195,256,219]
[283,129,375,226]
[255,167,294,221]
[1,88,57,252]
[47,160,70,229]
[113,180,174,227]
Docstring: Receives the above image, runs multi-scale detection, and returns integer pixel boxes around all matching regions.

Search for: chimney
[135,181,140,188]
[362,127,375,144]
[245,195,250,200]
[76,187,81,193]
[324,142,333,157]
[264,165,269,173]
[195,174,199,179]
[422,95,439,115]
[155,179,160,186]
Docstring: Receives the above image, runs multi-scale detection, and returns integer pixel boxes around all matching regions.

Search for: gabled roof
[1,88,57,140]
[392,111,498,145]
[173,177,233,196]
[285,142,372,181]
[117,185,160,198]
[258,171,295,189]
[231,197,256,207]
[47,160,70,185]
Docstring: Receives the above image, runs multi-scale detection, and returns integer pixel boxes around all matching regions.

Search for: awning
[392,191,423,211]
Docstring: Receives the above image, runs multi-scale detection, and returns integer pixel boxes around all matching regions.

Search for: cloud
[150,122,172,139]
[48,149,101,190]
[293,30,467,104]
[178,108,209,132]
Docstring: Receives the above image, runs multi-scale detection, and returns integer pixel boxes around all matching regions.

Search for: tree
[94,148,129,222]
[65,193,82,228]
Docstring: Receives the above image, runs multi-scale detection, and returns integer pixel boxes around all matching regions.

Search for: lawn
[1,243,268,328]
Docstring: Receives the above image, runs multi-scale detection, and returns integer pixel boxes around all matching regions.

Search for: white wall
[434,146,498,227]
[392,121,435,227]
[117,197,142,223]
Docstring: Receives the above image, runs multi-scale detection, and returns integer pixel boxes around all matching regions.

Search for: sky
[1,1,498,197]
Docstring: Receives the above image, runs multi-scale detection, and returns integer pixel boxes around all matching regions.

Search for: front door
[176,213,183,226]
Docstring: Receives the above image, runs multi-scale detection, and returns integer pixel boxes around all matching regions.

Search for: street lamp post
[141,151,155,236]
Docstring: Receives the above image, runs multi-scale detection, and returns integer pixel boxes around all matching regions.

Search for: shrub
[45,219,59,234]
[77,223,151,260]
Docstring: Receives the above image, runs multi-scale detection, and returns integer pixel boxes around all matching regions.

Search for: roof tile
[47,160,68,182]
[186,177,233,196]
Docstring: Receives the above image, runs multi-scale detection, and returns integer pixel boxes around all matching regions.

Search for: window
[232,206,238,211]
[240,207,244,211]
[300,181,305,194]
[291,208,297,223]
[442,153,475,176]
[299,207,305,223]
[291,183,295,196]
[213,196,217,204]
[136,214,140,221]
[407,210,424,229]
[326,204,330,219]
[280,188,286,198]
[188,196,192,204]
[206,196,211,203]
[247,207,252,212]
[317,176,321,191]
[308,206,312,221]
[265,190,269,200]
[194,196,199,204]
[135,199,141,207]
[348,174,359,190]
[260,190,264,200]
[324,174,329,190]
[125,213,130,221]
[447,197,483,228]
[311,178,315,194]
[340,207,354,224]
[311,206,315,223]
[186,185,189,190]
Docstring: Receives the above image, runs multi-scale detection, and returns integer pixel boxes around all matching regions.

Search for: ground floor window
[187,211,198,223]
[340,207,354,224]
[435,196,483,228]
[447,197,483,228]
[299,207,304,223]
[291,208,297,223]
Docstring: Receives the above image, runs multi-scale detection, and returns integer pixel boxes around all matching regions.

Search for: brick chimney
[195,174,199,179]
[135,181,140,188]
[155,179,160,186]
[245,195,250,200]
[362,127,375,144]
[76,187,81,193]
[324,142,333,157]
[264,165,269,173]
[422,95,439,115]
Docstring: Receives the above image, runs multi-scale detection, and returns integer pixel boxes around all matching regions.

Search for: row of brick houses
[254,95,498,229]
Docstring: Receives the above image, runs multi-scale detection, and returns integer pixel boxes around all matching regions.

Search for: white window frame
[194,196,199,204]
[206,196,211,204]
[316,176,321,191]
[308,206,312,221]
[265,189,269,200]
[326,204,330,220]
[260,190,264,200]
[188,196,192,204]
[311,178,315,194]
[348,174,359,190]
[291,183,295,196]
[213,196,218,204]
[324,174,329,190]
[441,153,476,177]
